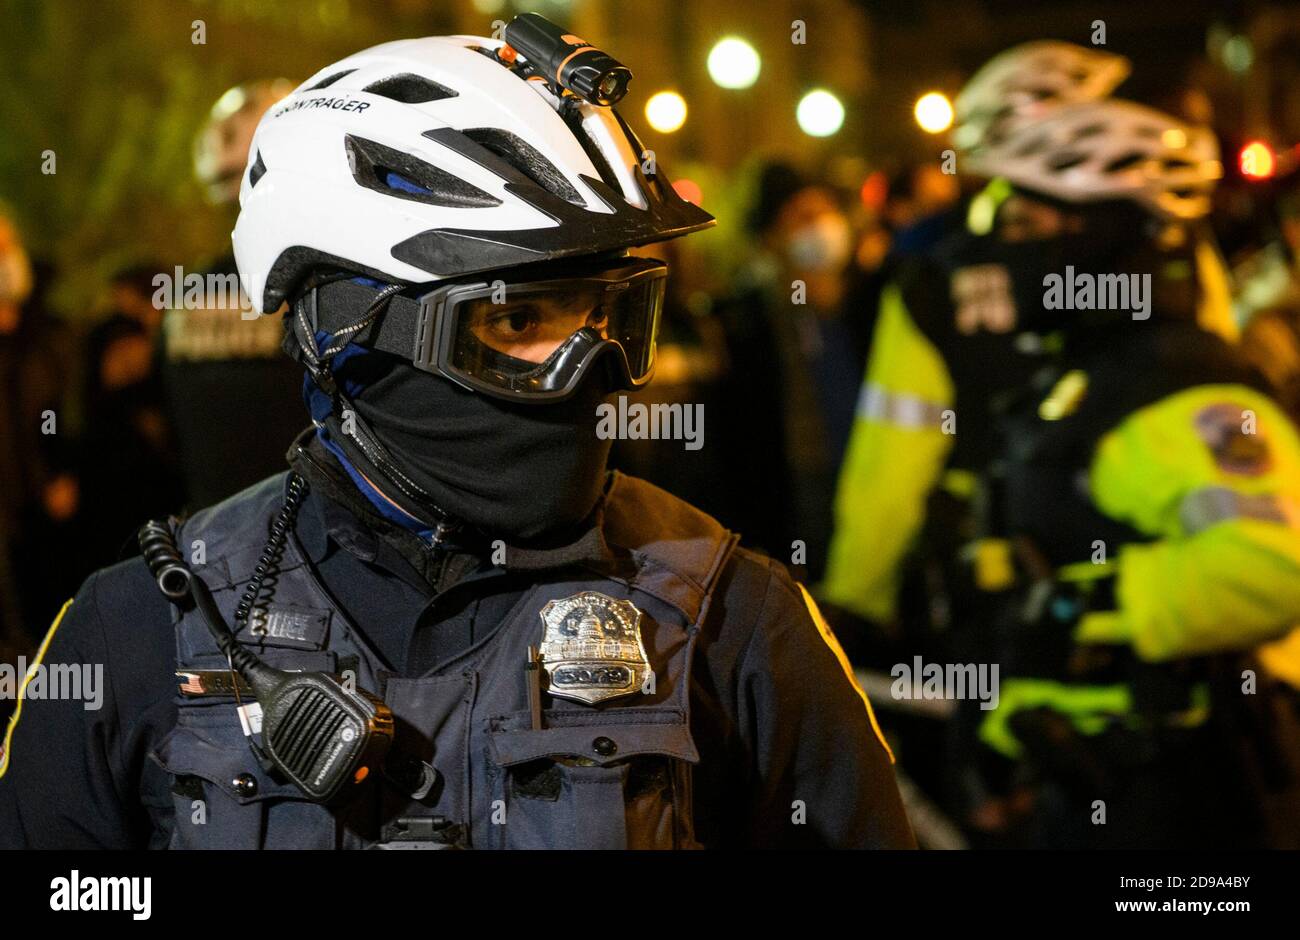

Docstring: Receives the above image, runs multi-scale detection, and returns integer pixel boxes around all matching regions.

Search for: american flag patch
[176,671,254,698]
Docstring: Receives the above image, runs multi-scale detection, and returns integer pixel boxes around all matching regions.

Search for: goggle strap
[317,282,405,360]
[307,280,419,364]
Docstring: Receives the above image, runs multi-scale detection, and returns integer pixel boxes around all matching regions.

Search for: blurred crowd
[0,81,306,658]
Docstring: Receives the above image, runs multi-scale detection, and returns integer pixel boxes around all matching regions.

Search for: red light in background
[860,171,888,212]
[673,178,703,205]
[1240,141,1276,180]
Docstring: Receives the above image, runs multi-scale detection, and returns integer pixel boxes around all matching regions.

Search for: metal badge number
[538,591,651,705]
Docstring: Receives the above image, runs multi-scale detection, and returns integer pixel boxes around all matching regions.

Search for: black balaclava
[974,196,1200,336]
[322,349,615,544]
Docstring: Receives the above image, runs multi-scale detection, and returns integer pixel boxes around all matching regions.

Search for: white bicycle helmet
[954,41,1130,154]
[232,31,712,314]
[961,98,1222,221]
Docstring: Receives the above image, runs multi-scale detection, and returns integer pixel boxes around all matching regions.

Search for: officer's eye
[488,307,540,337]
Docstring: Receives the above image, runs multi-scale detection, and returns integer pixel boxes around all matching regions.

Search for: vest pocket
[153,709,342,849]
[486,717,699,849]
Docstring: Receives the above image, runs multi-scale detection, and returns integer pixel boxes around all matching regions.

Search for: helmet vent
[307,69,357,91]
[344,134,501,208]
[1103,151,1146,173]
[249,150,267,188]
[364,73,458,104]
[462,128,583,205]
[1011,133,1050,159]
[1047,151,1088,172]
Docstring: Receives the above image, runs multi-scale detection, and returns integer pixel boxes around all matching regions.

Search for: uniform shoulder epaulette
[600,472,739,617]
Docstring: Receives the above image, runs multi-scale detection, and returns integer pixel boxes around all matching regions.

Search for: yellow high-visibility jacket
[823,232,1241,626]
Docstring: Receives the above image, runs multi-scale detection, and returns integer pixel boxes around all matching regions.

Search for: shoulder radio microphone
[138,478,394,804]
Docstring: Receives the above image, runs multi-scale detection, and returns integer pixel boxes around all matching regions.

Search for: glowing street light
[797,89,844,137]
[914,91,954,134]
[645,91,688,133]
[707,37,761,89]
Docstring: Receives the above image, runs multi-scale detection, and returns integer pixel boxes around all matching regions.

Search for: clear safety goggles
[412,257,667,402]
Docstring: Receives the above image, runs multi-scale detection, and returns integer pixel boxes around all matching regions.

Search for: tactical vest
[151,471,738,849]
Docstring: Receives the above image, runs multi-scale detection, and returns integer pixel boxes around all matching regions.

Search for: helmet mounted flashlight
[502,12,632,107]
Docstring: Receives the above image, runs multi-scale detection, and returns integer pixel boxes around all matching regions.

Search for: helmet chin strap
[291,287,459,534]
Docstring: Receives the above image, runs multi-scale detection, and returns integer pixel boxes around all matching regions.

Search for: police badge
[538,591,651,705]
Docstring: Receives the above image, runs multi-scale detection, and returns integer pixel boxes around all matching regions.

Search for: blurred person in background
[819,42,1270,845]
[108,263,166,340]
[15,263,187,642]
[0,210,75,660]
[713,161,865,580]
[161,78,305,509]
[823,43,1136,644]
[607,239,730,513]
[956,99,1300,847]
[953,97,1300,848]
[74,300,185,570]
[819,45,1137,839]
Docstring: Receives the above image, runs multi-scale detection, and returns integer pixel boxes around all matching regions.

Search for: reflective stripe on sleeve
[1178,487,1299,535]
[797,584,895,763]
[856,381,949,430]
[0,599,74,779]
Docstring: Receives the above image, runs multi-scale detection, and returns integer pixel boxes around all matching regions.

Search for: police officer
[822,41,1238,638]
[819,44,1142,835]
[0,22,913,850]
[817,45,1247,840]
[957,97,1300,848]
